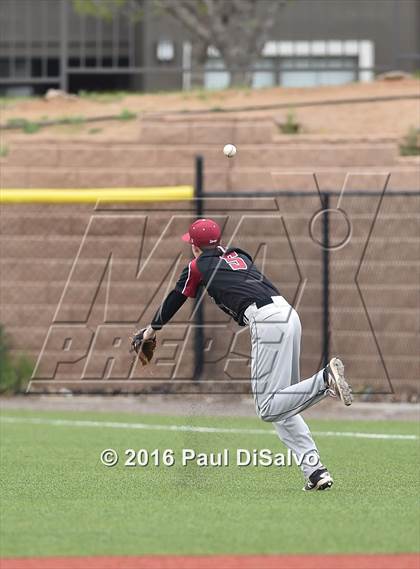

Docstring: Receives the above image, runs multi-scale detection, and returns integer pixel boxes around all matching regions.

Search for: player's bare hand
[143,326,156,341]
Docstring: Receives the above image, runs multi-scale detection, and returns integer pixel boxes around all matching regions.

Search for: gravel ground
[1,395,419,421]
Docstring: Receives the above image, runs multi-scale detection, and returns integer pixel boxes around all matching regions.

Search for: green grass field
[0,408,419,558]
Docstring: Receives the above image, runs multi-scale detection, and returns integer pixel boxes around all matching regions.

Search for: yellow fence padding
[0,186,194,204]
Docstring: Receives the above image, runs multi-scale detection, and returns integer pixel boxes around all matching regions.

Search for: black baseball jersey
[156,246,278,327]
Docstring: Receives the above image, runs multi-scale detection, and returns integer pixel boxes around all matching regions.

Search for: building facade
[0,0,419,95]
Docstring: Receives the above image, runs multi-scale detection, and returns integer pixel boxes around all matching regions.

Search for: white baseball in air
[223,143,237,158]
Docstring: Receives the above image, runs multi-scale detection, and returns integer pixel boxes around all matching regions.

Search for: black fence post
[193,155,204,381]
[60,0,68,92]
[321,192,330,368]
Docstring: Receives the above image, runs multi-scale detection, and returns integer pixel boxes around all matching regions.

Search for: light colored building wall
[0,0,419,93]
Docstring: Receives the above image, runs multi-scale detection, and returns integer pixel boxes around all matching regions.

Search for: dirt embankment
[1,79,419,144]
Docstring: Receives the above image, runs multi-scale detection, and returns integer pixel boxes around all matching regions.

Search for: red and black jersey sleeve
[150,261,202,330]
[151,289,187,330]
[175,259,203,298]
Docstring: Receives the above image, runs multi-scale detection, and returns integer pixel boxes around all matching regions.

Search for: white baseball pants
[244,295,328,478]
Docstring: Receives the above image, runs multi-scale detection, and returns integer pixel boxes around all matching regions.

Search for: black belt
[255,297,274,309]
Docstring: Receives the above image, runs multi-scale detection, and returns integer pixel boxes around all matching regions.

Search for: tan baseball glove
[129,328,157,366]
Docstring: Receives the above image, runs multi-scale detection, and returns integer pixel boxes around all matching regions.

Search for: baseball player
[131,218,353,491]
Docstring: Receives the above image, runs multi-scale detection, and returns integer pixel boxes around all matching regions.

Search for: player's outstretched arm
[129,289,187,365]
[150,289,188,331]
[150,259,201,331]
[129,261,201,365]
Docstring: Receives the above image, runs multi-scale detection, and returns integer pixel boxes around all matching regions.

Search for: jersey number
[222,252,247,271]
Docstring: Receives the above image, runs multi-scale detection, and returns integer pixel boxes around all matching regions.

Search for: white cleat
[325,357,353,406]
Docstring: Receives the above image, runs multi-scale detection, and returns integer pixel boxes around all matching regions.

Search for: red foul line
[1,554,419,569]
